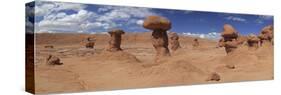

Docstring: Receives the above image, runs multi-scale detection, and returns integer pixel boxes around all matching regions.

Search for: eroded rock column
[258,25,273,46]
[220,24,239,54]
[169,32,181,51]
[247,34,260,50]
[143,16,171,61]
[106,29,125,52]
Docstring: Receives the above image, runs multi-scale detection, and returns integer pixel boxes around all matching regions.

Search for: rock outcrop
[143,16,171,62]
[106,29,125,52]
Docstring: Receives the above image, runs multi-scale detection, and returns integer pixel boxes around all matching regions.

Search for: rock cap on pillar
[247,34,260,42]
[108,29,125,35]
[221,24,238,38]
[261,25,273,34]
[143,15,171,30]
[259,25,273,40]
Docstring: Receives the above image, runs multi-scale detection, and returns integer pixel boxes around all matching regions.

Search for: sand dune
[34,32,273,94]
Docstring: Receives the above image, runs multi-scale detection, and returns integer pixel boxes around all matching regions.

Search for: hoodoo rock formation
[247,34,260,50]
[85,36,96,49]
[143,16,171,61]
[220,24,239,54]
[258,25,273,46]
[169,32,181,51]
[106,29,125,52]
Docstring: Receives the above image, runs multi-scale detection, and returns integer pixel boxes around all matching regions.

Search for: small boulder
[206,72,221,81]
[46,55,63,65]
[44,45,54,49]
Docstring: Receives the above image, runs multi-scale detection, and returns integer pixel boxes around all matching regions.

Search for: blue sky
[26,1,273,39]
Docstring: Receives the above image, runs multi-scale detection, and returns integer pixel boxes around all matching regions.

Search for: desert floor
[33,33,273,94]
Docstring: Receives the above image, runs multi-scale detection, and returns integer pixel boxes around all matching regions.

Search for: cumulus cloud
[225,16,246,22]
[182,32,221,40]
[95,6,158,29]
[35,2,86,16]
[26,5,34,33]
[136,20,144,25]
[35,1,158,33]
[36,9,98,33]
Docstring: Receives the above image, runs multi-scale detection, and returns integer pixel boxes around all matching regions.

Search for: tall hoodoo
[143,16,171,61]
[106,29,125,52]
[220,24,239,54]
[259,25,273,46]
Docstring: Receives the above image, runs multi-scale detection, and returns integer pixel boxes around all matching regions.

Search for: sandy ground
[33,33,273,94]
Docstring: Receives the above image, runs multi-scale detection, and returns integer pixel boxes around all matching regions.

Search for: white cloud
[35,1,86,16]
[255,15,273,24]
[26,19,34,33]
[225,16,246,22]
[182,32,221,40]
[136,20,144,25]
[96,6,158,28]
[26,5,34,33]
[36,9,98,33]
[35,1,158,33]
[97,6,113,12]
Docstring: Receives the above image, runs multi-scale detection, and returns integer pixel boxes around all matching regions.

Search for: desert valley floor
[33,33,273,93]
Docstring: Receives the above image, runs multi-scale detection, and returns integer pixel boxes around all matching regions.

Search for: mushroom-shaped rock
[261,25,273,37]
[46,55,63,65]
[220,24,239,54]
[169,32,181,51]
[106,29,125,52]
[143,16,171,62]
[221,24,238,39]
[143,16,171,30]
[259,25,273,46]
[247,34,260,50]
[224,39,239,54]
